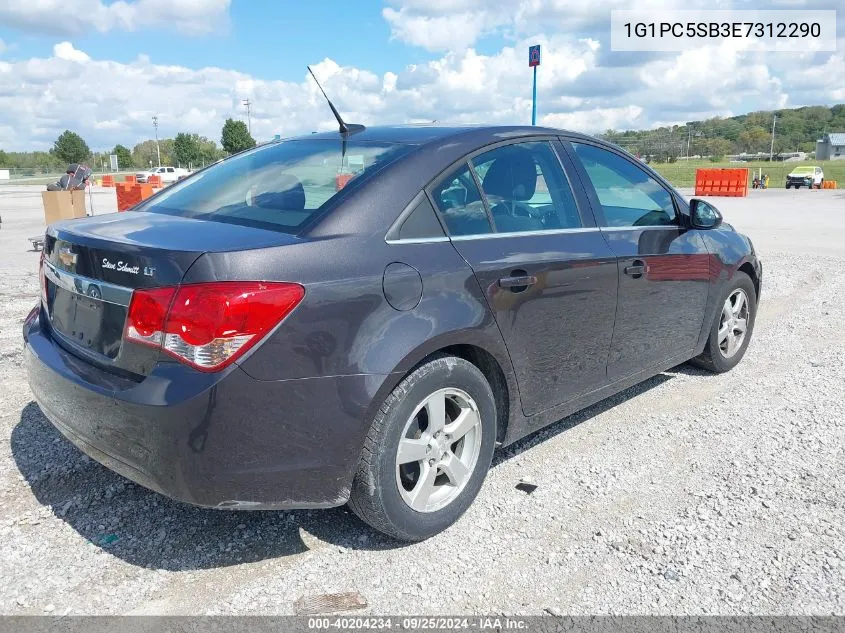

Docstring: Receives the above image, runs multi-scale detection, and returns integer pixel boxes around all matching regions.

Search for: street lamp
[152,115,162,167]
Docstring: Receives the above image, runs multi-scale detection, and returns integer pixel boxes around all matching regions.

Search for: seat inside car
[254,173,306,211]
[481,149,544,233]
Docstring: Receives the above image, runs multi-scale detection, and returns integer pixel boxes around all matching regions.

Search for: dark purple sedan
[24,125,761,541]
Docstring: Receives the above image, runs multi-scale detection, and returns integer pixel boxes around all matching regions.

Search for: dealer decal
[102,258,140,275]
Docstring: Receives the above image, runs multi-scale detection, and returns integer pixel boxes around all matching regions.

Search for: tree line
[601,104,845,162]
[0,118,257,171]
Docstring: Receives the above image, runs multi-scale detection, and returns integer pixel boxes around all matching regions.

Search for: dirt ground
[0,185,843,615]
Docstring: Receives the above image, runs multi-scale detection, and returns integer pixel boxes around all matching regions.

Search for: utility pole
[152,115,161,167]
[769,114,777,162]
[687,126,692,160]
[242,99,252,135]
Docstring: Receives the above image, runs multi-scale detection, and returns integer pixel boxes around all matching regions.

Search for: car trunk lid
[42,212,302,374]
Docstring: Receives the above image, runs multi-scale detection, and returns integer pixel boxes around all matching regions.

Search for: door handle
[498,275,537,290]
[624,260,648,278]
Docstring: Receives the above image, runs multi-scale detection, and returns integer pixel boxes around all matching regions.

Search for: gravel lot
[0,185,843,615]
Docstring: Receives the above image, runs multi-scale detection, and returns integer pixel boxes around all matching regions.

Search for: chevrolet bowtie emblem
[58,246,77,267]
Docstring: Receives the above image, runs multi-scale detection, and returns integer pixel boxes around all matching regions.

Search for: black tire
[691,271,757,373]
[785,184,791,189]
[348,355,496,541]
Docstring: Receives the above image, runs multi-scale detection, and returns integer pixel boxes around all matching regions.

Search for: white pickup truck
[136,166,190,184]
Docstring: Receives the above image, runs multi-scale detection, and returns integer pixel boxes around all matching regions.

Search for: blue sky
[0,0,843,151]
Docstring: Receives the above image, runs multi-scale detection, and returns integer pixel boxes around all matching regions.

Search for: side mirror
[689,198,723,229]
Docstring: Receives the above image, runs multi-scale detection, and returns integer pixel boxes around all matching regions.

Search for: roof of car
[284,124,584,145]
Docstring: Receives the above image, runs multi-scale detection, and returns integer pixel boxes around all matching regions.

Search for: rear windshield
[137,139,413,233]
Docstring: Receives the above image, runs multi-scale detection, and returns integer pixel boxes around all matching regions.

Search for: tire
[785,184,791,189]
[348,355,496,541]
[691,271,757,373]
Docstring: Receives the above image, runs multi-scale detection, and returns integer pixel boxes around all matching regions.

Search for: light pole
[242,99,252,135]
[152,115,161,167]
[769,114,777,162]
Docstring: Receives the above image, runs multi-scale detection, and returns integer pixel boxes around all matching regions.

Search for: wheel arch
[738,261,760,300]
[364,332,520,448]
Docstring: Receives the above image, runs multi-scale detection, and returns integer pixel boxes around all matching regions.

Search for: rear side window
[572,142,677,227]
[395,196,445,240]
[431,163,492,236]
[471,141,581,232]
[137,139,413,233]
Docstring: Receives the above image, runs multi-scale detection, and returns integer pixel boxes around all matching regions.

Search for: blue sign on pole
[529,45,540,125]
[528,45,541,67]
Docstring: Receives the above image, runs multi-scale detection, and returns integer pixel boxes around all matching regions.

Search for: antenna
[307,66,365,136]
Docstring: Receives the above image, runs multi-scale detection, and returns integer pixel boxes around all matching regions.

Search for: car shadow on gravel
[13,368,683,568]
[493,370,675,464]
[12,402,410,571]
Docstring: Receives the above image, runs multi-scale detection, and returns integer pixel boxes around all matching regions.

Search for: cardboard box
[41,190,87,225]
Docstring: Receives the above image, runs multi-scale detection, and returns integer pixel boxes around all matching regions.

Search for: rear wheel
[691,272,757,373]
[348,355,496,541]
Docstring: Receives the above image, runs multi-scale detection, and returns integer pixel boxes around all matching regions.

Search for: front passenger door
[567,141,711,381]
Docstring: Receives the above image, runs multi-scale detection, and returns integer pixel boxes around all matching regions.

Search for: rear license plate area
[46,281,126,359]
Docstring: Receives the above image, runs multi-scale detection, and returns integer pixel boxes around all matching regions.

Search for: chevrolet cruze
[24,125,761,541]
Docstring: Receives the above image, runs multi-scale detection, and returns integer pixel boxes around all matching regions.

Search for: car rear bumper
[24,308,384,510]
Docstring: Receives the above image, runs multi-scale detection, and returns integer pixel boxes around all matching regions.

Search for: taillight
[125,282,304,372]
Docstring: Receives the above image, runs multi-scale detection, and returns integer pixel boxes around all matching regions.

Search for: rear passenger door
[429,139,618,416]
[565,140,711,381]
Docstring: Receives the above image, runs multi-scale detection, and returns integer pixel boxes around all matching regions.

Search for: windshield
[136,139,413,233]
[790,167,815,175]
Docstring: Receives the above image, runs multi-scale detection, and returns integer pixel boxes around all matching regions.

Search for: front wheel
[348,355,496,541]
[691,271,757,373]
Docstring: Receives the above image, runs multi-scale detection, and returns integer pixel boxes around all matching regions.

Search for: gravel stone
[0,187,843,615]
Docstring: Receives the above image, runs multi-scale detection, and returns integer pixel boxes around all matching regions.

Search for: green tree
[706,138,733,160]
[196,136,225,166]
[221,118,255,154]
[112,144,133,170]
[51,130,90,164]
[0,149,8,166]
[173,132,202,167]
[738,127,770,153]
[132,139,174,169]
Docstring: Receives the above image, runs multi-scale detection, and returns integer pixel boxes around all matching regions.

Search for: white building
[816,133,845,160]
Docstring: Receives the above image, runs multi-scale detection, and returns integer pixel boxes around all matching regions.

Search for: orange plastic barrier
[101,174,115,188]
[147,175,162,187]
[123,174,136,184]
[822,180,838,189]
[694,168,748,197]
[116,183,155,211]
[335,173,354,191]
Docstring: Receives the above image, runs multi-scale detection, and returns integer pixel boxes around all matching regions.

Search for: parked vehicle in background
[25,125,761,542]
[785,165,824,189]
[136,166,191,184]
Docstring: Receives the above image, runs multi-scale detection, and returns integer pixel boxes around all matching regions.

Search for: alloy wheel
[718,288,750,358]
[395,388,482,513]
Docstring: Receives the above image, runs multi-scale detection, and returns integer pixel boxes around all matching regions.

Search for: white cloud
[0,0,843,152]
[0,0,230,36]
[53,42,90,63]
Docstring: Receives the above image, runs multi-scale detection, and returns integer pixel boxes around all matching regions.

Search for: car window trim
[465,159,497,232]
[559,137,682,230]
[426,135,590,237]
[384,190,449,244]
[447,224,678,242]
